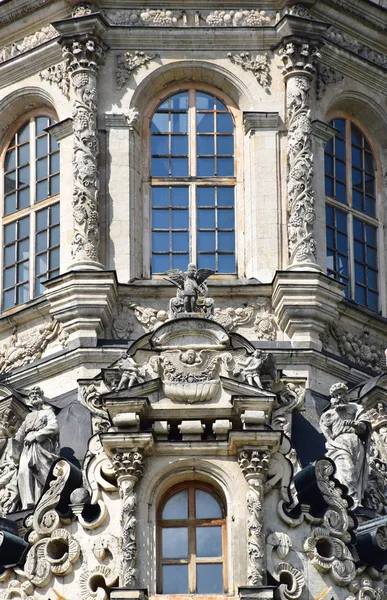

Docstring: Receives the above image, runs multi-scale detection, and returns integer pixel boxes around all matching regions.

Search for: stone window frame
[156,480,228,595]
[0,109,60,313]
[141,82,243,280]
[325,111,382,313]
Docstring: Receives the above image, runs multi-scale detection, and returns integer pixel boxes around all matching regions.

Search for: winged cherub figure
[164,263,214,315]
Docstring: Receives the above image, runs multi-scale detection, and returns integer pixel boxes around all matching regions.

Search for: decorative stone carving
[320,383,370,508]
[39,62,70,98]
[24,528,80,586]
[115,352,145,391]
[272,563,305,599]
[112,451,144,587]
[79,534,120,599]
[72,3,94,17]
[227,52,270,92]
[286,4,310,18]
[11,387,59,510]
[130,304,169,332]
[110,302,134,339]
[116,51,158,89]
[0,25,56,63]
[254,299,277,340]
[165,263,214,317]
[304,526,356,586]
[106,9,182,26]
[80,382,110,433]
[325,27,387,70]
[0,580,34,600]
[233,349,264,388]
[126,108,140,127]
[321,322,387,373]
[316,64,344,99]
[206,10,272,26]
[279,41,321,267]
[213,306,254,331]
[62,36,106,268]
[238,449,270,586]
[0,319,66,374]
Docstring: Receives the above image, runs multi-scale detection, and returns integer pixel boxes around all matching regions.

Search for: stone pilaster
[54,14,108,270]
[279,39,321,271]
[112,450,145,588]
[238,448,271,586]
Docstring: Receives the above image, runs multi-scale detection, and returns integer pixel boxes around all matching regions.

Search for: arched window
[150,89,236,275]
[157,482,227,594]
[2,115,60,311]
[325,118,379,311]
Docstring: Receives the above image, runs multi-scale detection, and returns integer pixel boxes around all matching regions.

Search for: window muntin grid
[157,483,226,595]
[325,118,379,311]
[2,115,60,311]
[35,203,60,296]
[150,90,236,275]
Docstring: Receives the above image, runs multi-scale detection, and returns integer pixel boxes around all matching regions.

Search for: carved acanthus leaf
[254,300,277,340]
[0,25,56,63]
[228,52,270,92]
[116,51,158,89]
[39,62,70,98]
[316,64,344,99]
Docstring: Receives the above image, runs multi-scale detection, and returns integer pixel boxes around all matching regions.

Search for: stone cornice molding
[244,112,282,134]
[0,41,62,90]
[100,432,155,457]
[52,12,109,44]
[46,118,73,142]
[311,120,338,145]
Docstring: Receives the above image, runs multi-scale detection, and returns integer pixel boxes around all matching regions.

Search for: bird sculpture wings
[164,267,215,289]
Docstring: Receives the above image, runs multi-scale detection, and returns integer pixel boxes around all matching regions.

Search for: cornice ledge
[100,431,155,456]
[244,111,283,133]
[273,13,330,47]
[52,12,109,41]
[322,44,387,94]
[46,118,73,142]
[312,120,338,144]
[0,41,62,90]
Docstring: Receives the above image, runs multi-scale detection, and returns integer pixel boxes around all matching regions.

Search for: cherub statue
[164,263,214,315]
[116,351,145,391]
[233,349,264,388]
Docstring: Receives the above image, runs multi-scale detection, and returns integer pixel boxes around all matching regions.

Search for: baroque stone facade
[0,1,387,600]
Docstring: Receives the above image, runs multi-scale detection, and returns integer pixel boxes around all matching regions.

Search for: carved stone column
[238,448,271,586]
[112,450,144,587]
[280,40,321,271]
[55,15,107,270]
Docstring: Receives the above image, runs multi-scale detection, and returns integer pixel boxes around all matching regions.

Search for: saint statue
[11,386,59,510]
[320,382,370,508]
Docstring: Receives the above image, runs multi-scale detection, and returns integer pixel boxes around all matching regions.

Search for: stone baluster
[112,451,145,587]
[279,40,321,270]
[61,32,106,270]
[238,448,271,586]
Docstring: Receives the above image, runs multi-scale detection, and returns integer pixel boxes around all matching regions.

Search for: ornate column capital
[112,450,145,486]
[238,448,271,482]
[62,35,107,74]
[278,38,321,78]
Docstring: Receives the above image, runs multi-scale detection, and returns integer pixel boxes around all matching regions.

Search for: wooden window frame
[156,481,228,594]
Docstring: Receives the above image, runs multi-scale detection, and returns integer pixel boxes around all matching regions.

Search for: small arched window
[2,115,60,311]
[157,482,227,594]
[150,89,236,275]
[325,118,379,311]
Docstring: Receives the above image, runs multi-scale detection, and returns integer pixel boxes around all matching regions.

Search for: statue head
[329,382,349,407]
[28,386,44,410]
[187,263,197,278]
[182,349,197,365]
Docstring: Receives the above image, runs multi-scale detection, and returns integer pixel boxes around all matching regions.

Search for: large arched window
[325,118,379,311]
[2,115,60,311]
[150,89,236,275]
[157,482,227,594]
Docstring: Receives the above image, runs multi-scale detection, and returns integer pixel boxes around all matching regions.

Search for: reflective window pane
[196,526,222,557]
[152,254,169,273]
[152,187,169,206]
[172,113,187,133]
[217,158,234,176]
[218,253,235,273]
[197,187,215,206]
[197,113,213,133]
[151,113,169,133]
[198,254,216,270]
[197,136,214,155]
[217,113,233,133]
[171,157,188,177]
[171,136,188,155]
[196,489,222,518]
[153,210,170,229]
[162,565,188,594]
[196,564,223,594]
[162,528,188,558]
[196,92,214,110]
[170,92,188,110]
[198,158,214,177]
[172,254,189,270]
[152,136,169,155]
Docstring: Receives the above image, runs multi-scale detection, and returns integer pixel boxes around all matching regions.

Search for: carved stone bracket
[238,448,271,586]
[58,21,107,270]
[116,51,159,90]
[279,40,321,269]
[227,52,270,92]
[112,450,145,587]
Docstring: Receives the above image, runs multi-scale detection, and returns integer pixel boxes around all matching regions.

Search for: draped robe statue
[12,386,59,509]
[320,382,370,508]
